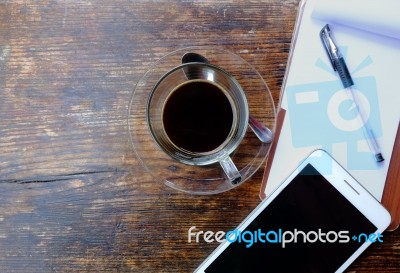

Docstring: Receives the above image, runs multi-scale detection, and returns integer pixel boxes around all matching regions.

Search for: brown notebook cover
[380,123,400,231]
[259,108,286,200]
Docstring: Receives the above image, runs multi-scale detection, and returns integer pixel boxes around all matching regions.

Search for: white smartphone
[194,150,391,273]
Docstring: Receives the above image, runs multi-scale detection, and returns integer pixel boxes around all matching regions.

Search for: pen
[320,24,384,162]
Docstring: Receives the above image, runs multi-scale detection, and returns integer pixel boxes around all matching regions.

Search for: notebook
[260,0,400,230]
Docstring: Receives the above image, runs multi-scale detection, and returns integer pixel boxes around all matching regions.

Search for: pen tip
[375,153,384,162]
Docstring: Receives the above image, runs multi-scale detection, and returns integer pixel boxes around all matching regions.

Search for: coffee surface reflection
[162,80,234,153]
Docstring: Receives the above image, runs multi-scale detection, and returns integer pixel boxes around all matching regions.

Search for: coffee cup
[147,62,249,184]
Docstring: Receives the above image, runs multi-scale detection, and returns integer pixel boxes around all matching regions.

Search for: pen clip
[320,24,340,71]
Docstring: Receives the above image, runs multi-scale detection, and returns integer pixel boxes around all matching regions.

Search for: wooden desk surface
[0,0,398,272]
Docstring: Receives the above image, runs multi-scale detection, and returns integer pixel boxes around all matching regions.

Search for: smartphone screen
[203,164,377,273]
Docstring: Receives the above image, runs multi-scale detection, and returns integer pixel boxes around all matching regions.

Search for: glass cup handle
[219,156,241,185]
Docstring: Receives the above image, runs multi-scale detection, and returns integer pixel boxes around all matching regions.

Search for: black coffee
[162,80,234,153]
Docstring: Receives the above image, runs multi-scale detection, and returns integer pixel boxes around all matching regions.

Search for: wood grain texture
[0,1,398,272]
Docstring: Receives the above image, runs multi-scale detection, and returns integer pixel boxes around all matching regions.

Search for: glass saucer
[128,46,276,194]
